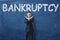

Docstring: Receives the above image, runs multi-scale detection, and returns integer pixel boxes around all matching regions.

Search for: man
[25,11,34,40]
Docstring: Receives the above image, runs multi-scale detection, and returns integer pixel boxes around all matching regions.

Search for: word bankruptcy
[2,3,59,12]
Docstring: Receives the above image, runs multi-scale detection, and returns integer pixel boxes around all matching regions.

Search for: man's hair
[27,11,31,13]
[27,11,33,16]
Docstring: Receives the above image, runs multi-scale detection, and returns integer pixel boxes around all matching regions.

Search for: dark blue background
[0,0,60,40]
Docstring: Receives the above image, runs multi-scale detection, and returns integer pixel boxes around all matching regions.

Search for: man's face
[27,13,31,17]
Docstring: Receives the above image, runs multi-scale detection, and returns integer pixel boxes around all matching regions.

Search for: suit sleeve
[32,17,34,23]
[25,17,28,23]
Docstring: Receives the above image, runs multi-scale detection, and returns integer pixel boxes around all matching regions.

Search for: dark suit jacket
[25,17,34,32]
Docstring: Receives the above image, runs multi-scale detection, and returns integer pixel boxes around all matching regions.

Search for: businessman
[25,11,34,40]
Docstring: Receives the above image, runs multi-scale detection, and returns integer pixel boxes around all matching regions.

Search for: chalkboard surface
[0,0,60,40]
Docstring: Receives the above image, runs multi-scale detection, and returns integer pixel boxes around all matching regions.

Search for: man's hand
[25,16,33,21]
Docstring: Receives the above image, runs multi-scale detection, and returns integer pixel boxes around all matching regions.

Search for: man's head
[27,11,32,17]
